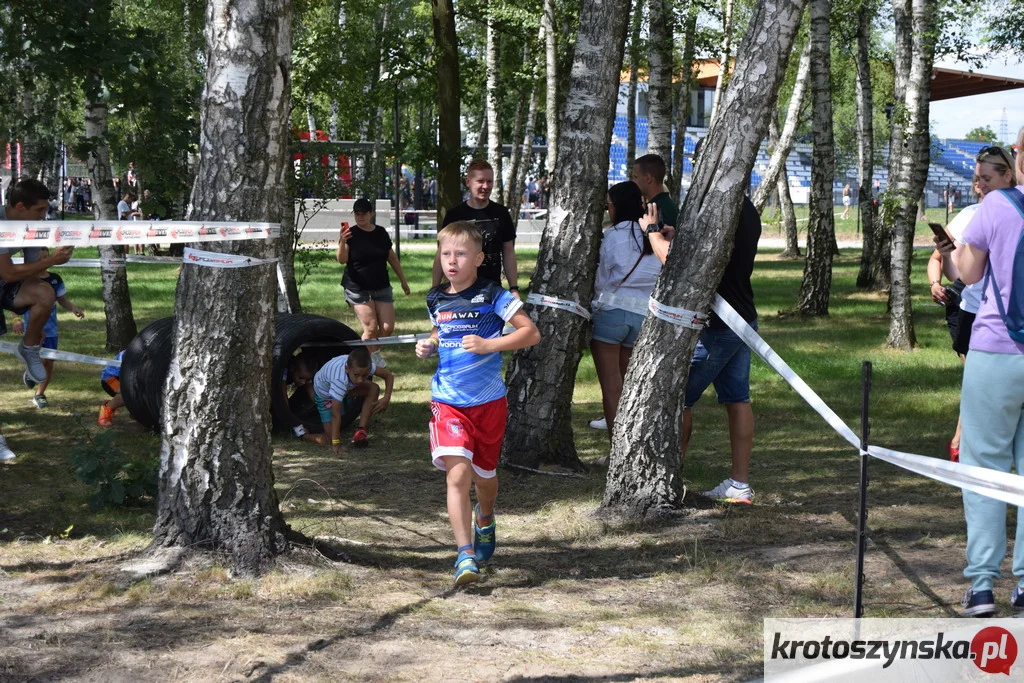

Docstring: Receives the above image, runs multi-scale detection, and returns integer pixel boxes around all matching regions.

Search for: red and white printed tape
[526,292,591,321]
[0,221,280,248]
[182,247,278,269]
[648,297,708,329]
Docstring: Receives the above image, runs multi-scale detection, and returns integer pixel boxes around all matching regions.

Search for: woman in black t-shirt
[336,198,411,367]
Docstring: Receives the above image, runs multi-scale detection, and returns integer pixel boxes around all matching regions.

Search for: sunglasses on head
[977,145,1013,166]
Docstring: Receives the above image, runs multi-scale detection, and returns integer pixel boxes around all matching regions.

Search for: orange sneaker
[98,402,115,427]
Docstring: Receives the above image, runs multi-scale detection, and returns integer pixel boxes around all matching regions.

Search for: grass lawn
[762,204,962,244]
[0,243,981,681]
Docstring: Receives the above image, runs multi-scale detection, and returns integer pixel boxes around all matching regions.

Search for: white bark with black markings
[543,0,559,176]
[153,0,292,575]
[796,0,834,315]
[502,0,634,469]
[84,78,138,351]
[601,0,808,519]
[886,0,935,349]
[486,19,503,196]
[646,0,673,162]
[752,39,810,213]
[854,0,878,288]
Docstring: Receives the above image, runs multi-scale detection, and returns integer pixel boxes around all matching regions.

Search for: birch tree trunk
[84,72,138,351]
[646,0,673,162]
[770,114,801,258]
[153,0,292,575]
[432,0,462,221]
[501,0,633,470]
[504,43,533,208]
[886,0,935,349]
[625,4,642,167]
[485,19,503,197]
[305,92,316,137]
[543,0,559,177]
[854,0,878,288]
[670,0,699,198]
[510,87,540,231]
[709,0,735,125]
[795,0,834,315]
[752,39,810,212]
[601,0,808,519]
[277,196,302,313]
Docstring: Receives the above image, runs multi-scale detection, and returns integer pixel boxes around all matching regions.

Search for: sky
[930,56,1024,143]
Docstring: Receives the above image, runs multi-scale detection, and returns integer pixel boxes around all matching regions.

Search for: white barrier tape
[649,297,709,330]
[593,291,649,316]
[711,294,860,447]
[101,257,125,269]
[0,341,120,367]
[183,248,278,269]
[300,325,518,349]
[0,221,280,248]
[11,255,183,268]
[711,294,1024,506]
[526,292,591,321]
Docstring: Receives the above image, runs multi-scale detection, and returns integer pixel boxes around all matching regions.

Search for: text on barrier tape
[711,294,1024,507]
[183,247,278,269]
[0,220,280,248]
[526,292,591,320]
[648,297,708,329]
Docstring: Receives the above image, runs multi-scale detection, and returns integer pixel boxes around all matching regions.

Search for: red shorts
[429,397,507,478]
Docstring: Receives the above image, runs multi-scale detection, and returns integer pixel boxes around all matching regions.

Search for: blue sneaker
[453,550,480,586]
[473,504,496,563]
[1012,586,1024,617]
[962,588,997,617]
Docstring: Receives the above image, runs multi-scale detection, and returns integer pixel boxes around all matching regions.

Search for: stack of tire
[121,314,361,433]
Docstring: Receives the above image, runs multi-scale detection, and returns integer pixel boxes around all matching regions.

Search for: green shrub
[68,423,160,509]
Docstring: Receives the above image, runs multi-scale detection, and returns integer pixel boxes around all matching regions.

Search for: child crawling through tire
[312,347,394,452]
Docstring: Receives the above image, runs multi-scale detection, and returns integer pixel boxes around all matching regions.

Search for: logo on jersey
[471,294,486,303]
[436,311,481,323]
[446,418,465,438]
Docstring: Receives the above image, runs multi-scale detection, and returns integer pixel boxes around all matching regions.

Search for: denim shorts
[684,321,756,408]
[344,284,393,306]
[42,336,58,350]
[591,306,645,347]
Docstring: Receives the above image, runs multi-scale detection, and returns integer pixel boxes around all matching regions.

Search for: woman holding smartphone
[930,146,1016,461]
[337,197,411,368]
[588,181,661,444]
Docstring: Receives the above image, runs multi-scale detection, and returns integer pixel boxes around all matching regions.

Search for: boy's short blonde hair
[437,221,483,251]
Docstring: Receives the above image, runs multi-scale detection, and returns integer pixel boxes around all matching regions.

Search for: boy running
[98,351,126,426]
[416,222,540,585]
[312,347,393,452]
[14,272,85,408]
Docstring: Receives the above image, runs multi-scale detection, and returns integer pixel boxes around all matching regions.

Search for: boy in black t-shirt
[433,159,521,296]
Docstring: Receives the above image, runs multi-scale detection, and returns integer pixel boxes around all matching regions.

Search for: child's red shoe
[98,402,115,427]
[352,427,369,449]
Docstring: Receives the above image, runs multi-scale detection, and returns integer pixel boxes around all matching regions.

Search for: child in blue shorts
[416,221,540,585]
[98,350,125,426]
[14,272,84,408]
[311,347,393,453]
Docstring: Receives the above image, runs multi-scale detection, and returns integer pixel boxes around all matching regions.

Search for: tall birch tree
[501,0,633,470]
[153,0,292,575]
[601,0,809,519]
[795,0,835,315]
[485,19,503,198]
[646,0,673,162]
[709,0,736,124]
[886,0,936,349]
[669,0,700,198]
[542,0,559,177]
[625,4,643,167]
[432,0,461,222]
[854,0,879,289]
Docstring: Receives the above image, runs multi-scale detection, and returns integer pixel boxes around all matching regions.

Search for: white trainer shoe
[0,435,17,462]
[370,350,387,368]
[589,417,608,430]
[703,479,754,504]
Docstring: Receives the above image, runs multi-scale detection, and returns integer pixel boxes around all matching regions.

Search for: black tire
[121,316,175,432]
[271,314,361,434]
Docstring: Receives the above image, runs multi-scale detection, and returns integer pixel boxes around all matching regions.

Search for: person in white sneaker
[0,429,16,462]
[0,179,75,384]
[643,156,762,504]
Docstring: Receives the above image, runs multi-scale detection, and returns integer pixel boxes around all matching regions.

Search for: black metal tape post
[854,360,872,618]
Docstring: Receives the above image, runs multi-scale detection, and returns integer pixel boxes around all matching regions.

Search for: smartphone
[929,222,951,242]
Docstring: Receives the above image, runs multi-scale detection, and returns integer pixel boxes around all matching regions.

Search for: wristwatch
[509,286,520,292]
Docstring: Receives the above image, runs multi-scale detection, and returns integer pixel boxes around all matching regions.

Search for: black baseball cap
[353,197,373,213]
